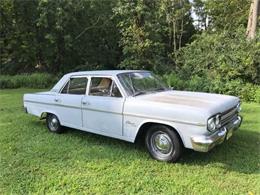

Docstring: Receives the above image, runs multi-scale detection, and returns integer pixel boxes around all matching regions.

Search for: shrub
[163,73,260,103]
[0,73,58,89]
[165,28,260,103]
[162,73,188,90]
[175,28,260,85]
[254,87,260,103]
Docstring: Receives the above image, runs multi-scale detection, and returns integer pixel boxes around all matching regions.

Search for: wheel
[145,125,183,162]
[46,114,63,133]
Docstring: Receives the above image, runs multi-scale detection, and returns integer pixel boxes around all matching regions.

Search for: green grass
[0,88,259,194]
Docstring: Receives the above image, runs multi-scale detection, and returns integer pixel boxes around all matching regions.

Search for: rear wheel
[145,125,182,162]
[46,114,63,133]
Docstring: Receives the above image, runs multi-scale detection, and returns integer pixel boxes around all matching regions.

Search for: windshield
[117,72,168,96]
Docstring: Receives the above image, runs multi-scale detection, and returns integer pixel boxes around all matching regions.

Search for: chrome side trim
[24,100,122,115]
[29,93,56,96]
[24,100,206,126]
[124,113,206,126]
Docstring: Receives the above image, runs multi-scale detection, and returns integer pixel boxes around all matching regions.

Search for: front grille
[221,106,238,126]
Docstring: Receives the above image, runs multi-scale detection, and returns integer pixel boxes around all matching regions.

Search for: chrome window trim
[58,74,127,98]
[59,76,89,95]
[88,76,125,98]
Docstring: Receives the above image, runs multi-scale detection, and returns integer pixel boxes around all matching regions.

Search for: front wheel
[145,125,183,162]
[46,114,63,133]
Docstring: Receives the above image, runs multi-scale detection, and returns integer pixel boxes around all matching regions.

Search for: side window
[61,81,69,94]
[89,77,122,97]
[61,77,88,95]
[111,82,122,97]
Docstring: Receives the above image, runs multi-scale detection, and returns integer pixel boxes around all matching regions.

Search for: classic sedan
[23,70,242,162]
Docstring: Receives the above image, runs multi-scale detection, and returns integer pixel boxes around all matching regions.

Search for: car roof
[65,70,149,77]
[50,70,150,92]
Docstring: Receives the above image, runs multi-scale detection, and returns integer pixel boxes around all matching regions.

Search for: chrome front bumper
[191,116,242,152]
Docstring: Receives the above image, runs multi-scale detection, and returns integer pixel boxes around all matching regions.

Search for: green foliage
[0,0,120,74]
[0,73,58,89]
[205,0,250,31]
[254,87,260,103]
[0,0,259,103]
[175,28,260,85]
[114,0,164,71]
[0,88,260,194]
[192,0,250,31]
[114,0,195,72]
[0,0,39,74]
[163,73,260,103]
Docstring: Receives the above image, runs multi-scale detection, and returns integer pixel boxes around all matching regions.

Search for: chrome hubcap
[151,132,173,155]
[49,117,58,131]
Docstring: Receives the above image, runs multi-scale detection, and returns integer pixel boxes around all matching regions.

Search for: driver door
[82,77,124,136]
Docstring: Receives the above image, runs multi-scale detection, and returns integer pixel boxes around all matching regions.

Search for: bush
[175,28,260,85]
[254,87,260,103]
[163,73,260,103]
[0,73,58,89]
[164,28,260,103]
[162,73,188,90]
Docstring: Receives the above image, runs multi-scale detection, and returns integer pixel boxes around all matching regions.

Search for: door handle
[82,101,90,105]
[54,98,59,102]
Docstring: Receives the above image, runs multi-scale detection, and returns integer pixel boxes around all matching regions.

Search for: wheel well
[40,112,52,120]
[134,122,184,146]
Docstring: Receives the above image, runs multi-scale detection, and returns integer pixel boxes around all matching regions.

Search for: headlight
[207,114,221,132]
[215,114,221,128]
[237,102,242,112]
[207,118,216,132]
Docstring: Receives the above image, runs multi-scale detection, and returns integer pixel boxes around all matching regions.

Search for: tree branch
[74,17,101,41]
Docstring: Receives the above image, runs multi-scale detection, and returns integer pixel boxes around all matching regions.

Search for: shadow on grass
[32,120,259,175]
[181,129,260,174]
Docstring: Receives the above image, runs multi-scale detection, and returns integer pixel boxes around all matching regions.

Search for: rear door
[55,76,88,128]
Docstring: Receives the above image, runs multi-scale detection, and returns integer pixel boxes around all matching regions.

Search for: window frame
[59,75,126,98]
[88,76,124,98]
[59,76,89,95]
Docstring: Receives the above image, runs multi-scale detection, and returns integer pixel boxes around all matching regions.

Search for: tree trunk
[173,21,177,55]
[179,18,184,49]
[246,0,260,39]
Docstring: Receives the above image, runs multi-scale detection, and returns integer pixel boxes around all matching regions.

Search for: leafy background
[0,0,259,101]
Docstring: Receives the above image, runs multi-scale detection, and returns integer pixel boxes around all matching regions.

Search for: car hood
[139,90,239,115]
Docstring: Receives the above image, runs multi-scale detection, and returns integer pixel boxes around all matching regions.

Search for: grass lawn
[0,88,259,194]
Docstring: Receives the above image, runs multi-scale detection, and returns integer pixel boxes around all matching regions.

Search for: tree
[0,0,121,74]
[246,0,260,39]
[204,0,251,31]
[0,0,39,74]
[192,0,208,30]
[36,0,121,73]
[114,0,165,71]
[114,0,195,73]
[159,0,195,56]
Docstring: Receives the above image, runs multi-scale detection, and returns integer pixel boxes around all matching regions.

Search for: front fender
[123,114,207,149]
